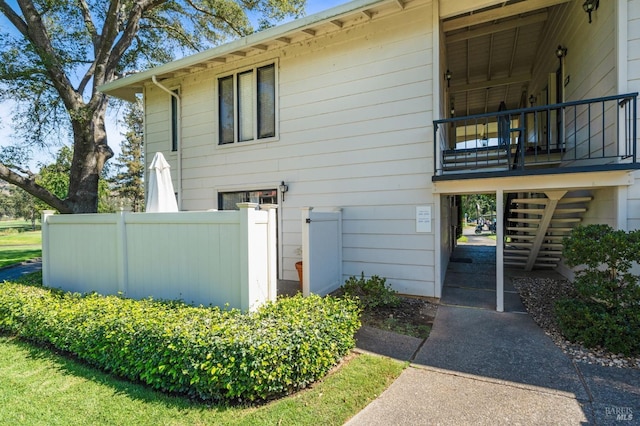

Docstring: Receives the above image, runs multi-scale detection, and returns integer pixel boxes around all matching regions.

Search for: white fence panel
[301,207,343,296]
[42,203,277,311]
[44,215,120,296]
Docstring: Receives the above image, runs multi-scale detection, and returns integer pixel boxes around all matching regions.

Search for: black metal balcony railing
[433,93,639,178]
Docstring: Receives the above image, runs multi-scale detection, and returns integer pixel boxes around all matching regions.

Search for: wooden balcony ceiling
[443,0,572,116]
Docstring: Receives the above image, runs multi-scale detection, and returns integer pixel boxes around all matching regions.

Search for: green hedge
[557,224,640,356]
[0,283,361,402]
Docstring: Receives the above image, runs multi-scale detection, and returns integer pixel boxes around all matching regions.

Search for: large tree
[0,0,305,213]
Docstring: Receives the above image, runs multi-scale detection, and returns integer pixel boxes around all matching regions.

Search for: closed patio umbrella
[145,152,179,212]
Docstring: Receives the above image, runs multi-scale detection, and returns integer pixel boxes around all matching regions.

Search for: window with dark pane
[218,63,276,145]
[238,70,254,142]
[218,75,234,144]
[218,189,277,210]
[171,89,179,151]
[257,64,276,139]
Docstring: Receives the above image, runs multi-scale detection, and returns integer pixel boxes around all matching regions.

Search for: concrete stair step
[549,217,582,223]
[508,218,541,224]
[505,249,531,255]
[553,208,588,214]
[510,196,593,205]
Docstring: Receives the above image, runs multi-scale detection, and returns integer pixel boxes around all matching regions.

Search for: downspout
[151,75,182,210]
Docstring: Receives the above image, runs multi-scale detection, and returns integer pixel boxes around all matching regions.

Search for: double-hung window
[218,63,276,144]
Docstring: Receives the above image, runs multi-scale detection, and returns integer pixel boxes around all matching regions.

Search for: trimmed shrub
[0,283,360,402]
[556,224,640,356]
[340,273,400,310]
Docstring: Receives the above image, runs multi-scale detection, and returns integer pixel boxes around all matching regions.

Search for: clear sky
[306,0,351,15]
[0,0,352,170]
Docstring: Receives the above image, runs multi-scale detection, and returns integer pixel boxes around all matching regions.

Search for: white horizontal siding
[143,2,436,296]
[531,0,616,101]
[628,2,640,232]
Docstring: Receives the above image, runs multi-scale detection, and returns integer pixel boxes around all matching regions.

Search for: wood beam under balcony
[447,12,548,43]
[450,74,531,94]
[443,0,571,33]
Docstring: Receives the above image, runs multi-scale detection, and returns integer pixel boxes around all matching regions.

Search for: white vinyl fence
[42,203,277,311]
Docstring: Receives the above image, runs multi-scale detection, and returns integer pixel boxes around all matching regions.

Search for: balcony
[433,93,640,180]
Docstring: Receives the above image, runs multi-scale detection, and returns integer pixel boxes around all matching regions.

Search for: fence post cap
[236,202,259,210]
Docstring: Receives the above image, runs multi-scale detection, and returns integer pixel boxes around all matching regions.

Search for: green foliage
[556,225,640,355]
[7,186,40,228]
[461,194,496,222]
[0,284,360,403]
[35,147,116,213]
[341,273,400,310]
[112,101,145,212]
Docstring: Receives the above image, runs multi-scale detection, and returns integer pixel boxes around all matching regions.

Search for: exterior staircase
[504,190,592,270]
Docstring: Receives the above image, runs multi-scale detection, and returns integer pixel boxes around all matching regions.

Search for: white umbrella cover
[145,152,179,212]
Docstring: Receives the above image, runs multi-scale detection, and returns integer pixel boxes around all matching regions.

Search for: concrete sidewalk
[348,241,639,425]
[350,306,639,425]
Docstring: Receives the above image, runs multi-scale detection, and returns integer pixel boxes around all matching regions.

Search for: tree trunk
[67,100,114,213]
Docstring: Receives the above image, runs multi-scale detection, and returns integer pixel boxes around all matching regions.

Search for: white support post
[261,204,278,302]
[434,195,442,299]
[41,210,55,287]
[496,189,504,312]
[616,186,628,231]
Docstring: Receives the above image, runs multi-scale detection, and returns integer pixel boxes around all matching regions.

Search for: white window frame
[217,60,279,146]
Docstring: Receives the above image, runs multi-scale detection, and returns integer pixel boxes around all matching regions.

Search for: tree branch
[104,0,168,81]
[77,61,96,95]
[0,0,28,34]
[12,0,82,112]
[183,0,246,37]
[77,0,100,49]
[0,164,71,213]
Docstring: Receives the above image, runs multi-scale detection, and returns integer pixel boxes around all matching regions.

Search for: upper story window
[171,89,179,151]
[218,63,276,145]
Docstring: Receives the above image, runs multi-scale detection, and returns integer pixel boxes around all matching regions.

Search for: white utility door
[301,207,343,296]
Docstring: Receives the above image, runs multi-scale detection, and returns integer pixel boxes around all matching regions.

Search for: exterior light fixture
[556,45,567,59]
[444,69,452,88]
[583,0,599,24]
[450,99,455,117]
[529,94,536,107]
[279,181,288,202]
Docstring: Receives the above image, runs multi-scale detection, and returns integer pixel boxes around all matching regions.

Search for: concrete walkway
[348,241,640,426]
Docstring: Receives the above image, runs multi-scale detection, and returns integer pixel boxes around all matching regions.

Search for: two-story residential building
[101,0,640,311]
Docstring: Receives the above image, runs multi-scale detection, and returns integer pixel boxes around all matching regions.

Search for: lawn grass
[0,219,39,231]
[0,336,404,426]
[0,225,42,267]
[0,230,42,246]
[0,247,42,268]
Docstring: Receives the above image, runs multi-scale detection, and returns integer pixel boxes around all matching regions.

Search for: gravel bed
[512,276,640,370]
